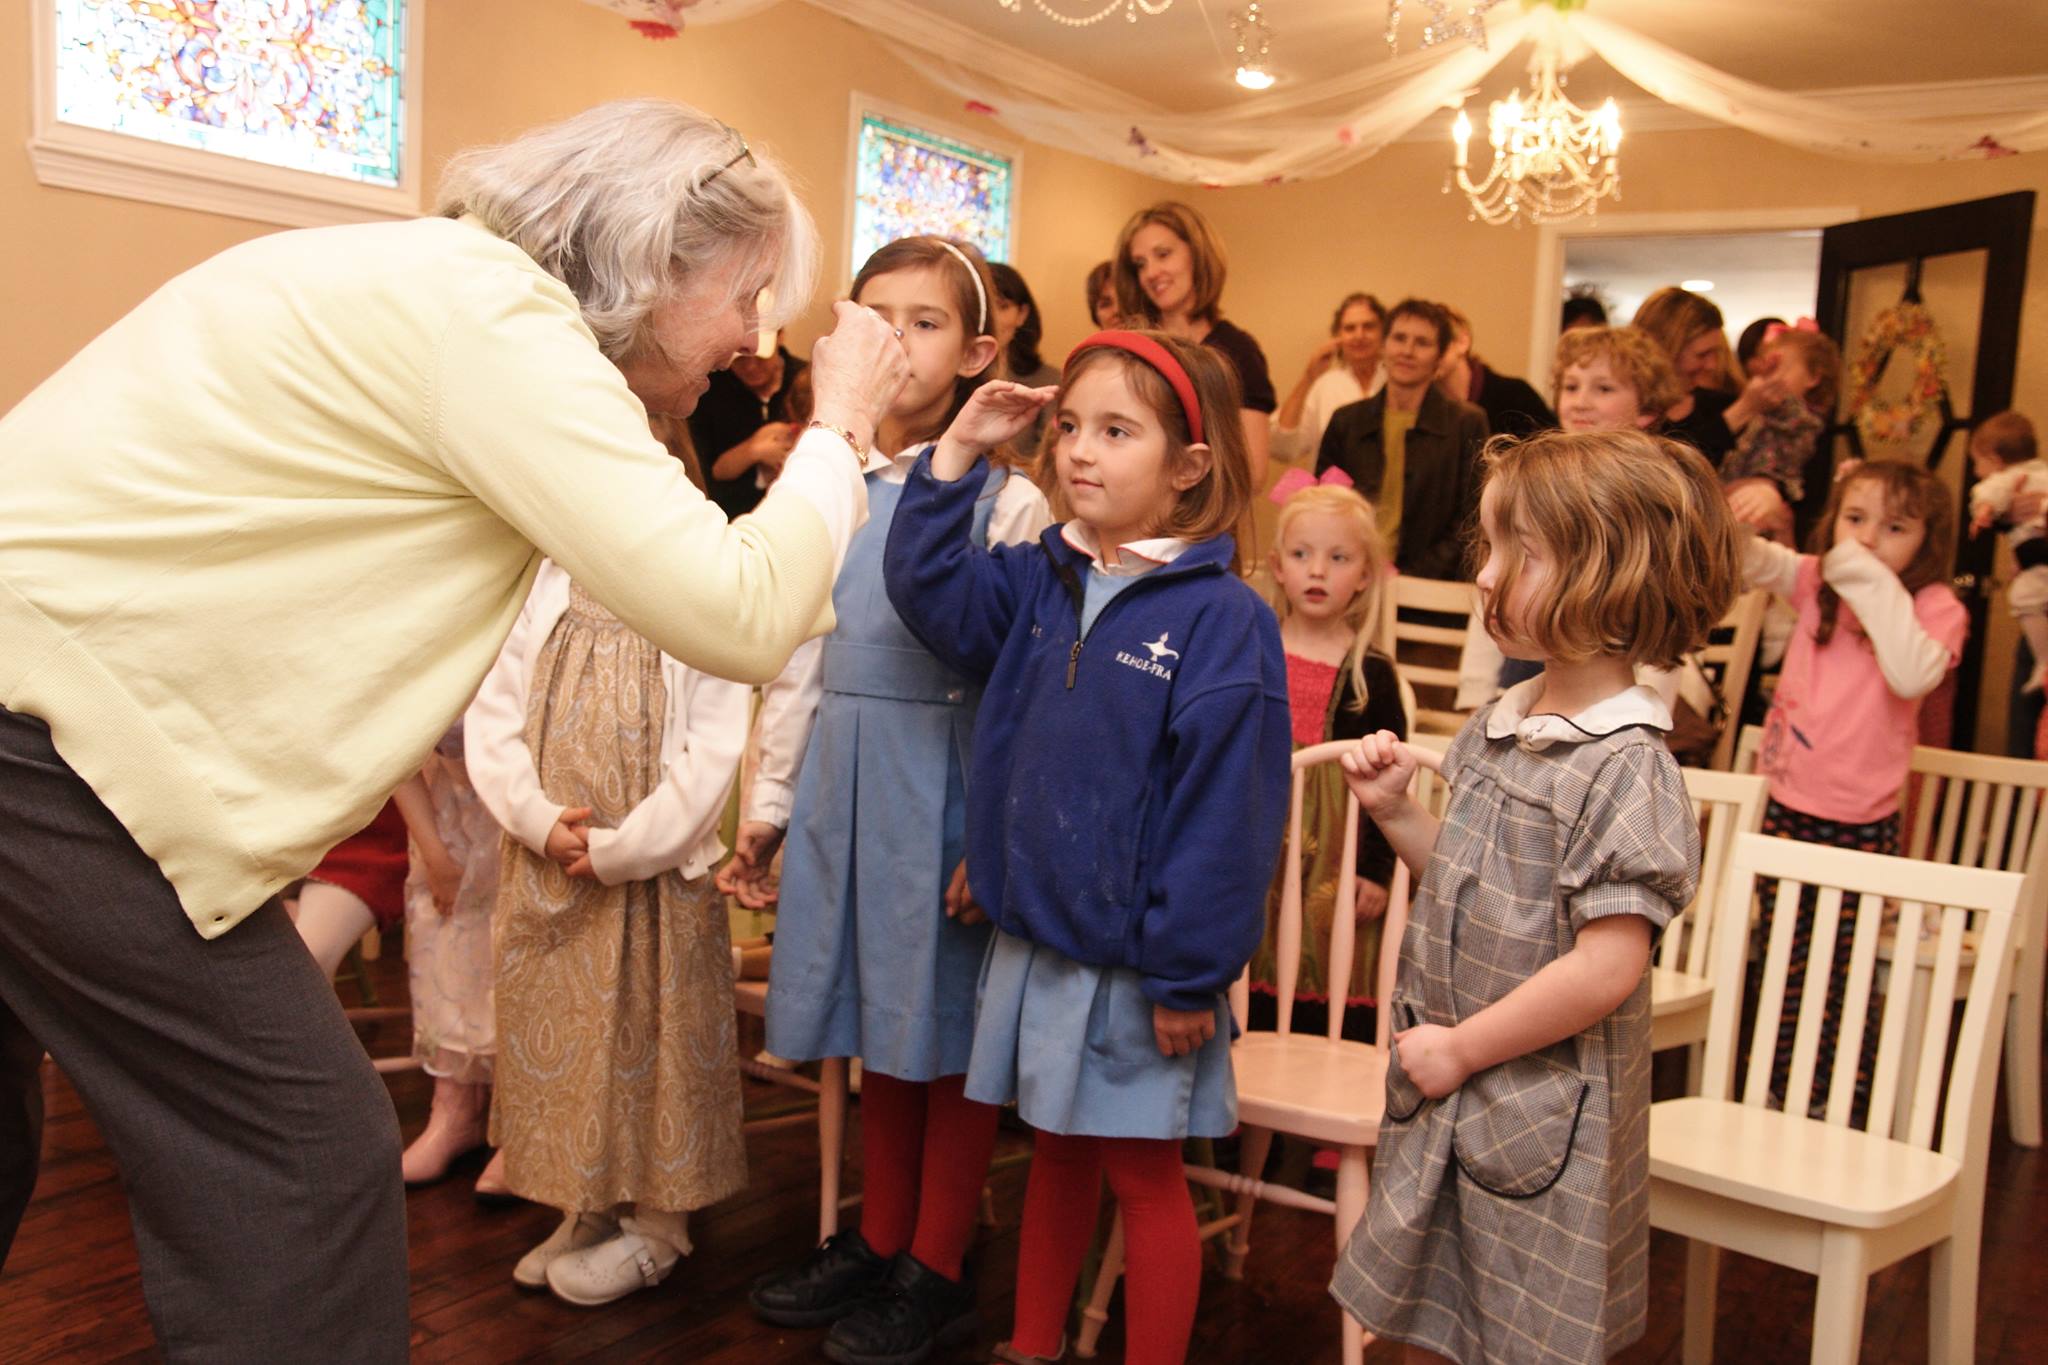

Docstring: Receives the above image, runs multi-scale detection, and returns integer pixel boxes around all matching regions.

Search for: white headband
[933,239,988,334]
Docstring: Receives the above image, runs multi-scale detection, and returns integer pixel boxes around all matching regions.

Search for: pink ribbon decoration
[1267,465,1356,505]
[1762,316,1821,343]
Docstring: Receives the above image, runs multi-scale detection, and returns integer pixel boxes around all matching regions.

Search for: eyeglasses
[702,124,755,188]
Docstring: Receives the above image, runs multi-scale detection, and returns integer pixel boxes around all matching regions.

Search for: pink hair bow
[1763,316,1821,343]
[1267,465,1355,505]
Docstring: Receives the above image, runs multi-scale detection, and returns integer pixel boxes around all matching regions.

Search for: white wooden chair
[1649,832,2026,1364]
[1383,575,1481,738]
[1889,747,2048,1147]
[1730,730,2048,1146]
[1650,770,1768,1089]
[1699,589,1769,771]
[1073,740,1445,1364]
[1732,722,1764,775]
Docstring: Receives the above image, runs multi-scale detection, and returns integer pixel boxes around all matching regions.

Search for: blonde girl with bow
[1246,473,1406,1040]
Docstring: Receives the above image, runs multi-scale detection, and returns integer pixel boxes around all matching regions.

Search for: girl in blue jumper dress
[726,236,1051,1364]
[883,332,1292,1365]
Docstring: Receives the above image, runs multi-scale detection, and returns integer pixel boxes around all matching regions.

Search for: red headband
[1066,330,1205,446]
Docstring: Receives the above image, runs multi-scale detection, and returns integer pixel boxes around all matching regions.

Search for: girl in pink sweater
[1745,460,1966,1117]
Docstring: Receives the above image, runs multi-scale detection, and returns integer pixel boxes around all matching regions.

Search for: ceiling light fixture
[1385,0,1505,54]
[1448,35,1622,225]
[1232,3,1275,90]
[996,0,1174,28]
[1681,279,1716,292]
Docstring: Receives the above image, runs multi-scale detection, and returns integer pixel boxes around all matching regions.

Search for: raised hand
[809,301,912,451]
[1303,335,1340,378]
[1725,478,1791,536]
[931,381,1058,480]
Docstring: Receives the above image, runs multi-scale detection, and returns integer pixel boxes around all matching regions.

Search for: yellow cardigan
[0,215,862,937]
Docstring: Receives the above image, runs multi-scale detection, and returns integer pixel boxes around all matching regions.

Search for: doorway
[1525,208,1857,406]
[1564,230,1822,372]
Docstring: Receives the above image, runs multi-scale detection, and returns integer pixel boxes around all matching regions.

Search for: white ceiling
[909,0,2048,115]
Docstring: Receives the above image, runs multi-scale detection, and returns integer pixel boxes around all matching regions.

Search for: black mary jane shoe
[748,1228,891,1329]
[820,1252,977,1365]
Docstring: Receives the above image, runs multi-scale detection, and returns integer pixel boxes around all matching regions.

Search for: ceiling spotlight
[1682,279,1716,292]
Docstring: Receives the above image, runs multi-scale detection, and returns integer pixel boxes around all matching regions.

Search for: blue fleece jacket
[884,452,1291,1011]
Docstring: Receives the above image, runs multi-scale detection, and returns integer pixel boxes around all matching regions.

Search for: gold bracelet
[805,419,868,464]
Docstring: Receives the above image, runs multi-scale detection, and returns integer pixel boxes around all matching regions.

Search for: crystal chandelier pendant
[1447,41,1622,225]
[1232,2,1275,89]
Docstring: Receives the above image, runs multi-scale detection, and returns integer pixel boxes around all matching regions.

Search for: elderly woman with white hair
[0,99,906,1362]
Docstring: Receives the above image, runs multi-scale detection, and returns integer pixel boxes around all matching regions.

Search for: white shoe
[545,1217,687,1306]
[513,1211,618,1289]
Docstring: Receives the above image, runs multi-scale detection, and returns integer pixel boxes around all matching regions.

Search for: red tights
[856,1070,1000,1280]
[1010,1130,1198,1365]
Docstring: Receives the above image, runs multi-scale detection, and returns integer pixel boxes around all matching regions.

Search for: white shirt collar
[1058,522,1191,577]
[1484,676,1673,752]
[862,445,925,479]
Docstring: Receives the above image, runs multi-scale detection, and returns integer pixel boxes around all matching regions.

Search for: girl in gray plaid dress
[1329,429,1741,1364]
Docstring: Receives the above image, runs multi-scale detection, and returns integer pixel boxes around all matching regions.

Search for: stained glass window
[851,113,1013,275]
[53,1,407,187]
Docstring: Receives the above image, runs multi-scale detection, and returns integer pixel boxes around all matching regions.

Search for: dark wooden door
[1812,191,2036,748]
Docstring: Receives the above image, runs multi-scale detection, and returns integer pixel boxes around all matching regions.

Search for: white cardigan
[466,561,749,885]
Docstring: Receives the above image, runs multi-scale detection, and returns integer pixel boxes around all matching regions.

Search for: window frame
[843,92,1023,280]
[28,0,426,229]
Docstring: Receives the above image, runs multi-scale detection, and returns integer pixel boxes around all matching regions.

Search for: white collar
[862,444,926,478]
[1059,522,1191,577]
[1484,677,1673,752]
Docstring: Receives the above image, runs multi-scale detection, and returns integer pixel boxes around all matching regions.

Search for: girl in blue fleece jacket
[884,331,1291,1365]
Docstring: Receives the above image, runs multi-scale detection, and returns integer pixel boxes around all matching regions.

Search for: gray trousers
[0,707,409,1362]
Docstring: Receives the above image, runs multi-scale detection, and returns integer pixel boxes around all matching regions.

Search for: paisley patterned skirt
[489,582,746,1214]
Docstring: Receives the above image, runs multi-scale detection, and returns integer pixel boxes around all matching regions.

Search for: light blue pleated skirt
[964,930,1237,1139]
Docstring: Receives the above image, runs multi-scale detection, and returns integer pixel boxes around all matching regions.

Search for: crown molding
[1399,73,2048,142]
[796,0,1168,114]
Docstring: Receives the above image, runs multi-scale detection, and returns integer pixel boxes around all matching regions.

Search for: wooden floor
[6,951,2048,1364]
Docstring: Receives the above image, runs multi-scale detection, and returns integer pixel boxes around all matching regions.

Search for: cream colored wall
[0,0,1166,411]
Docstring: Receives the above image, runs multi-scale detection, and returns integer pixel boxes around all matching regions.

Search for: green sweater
[0,216,860,937]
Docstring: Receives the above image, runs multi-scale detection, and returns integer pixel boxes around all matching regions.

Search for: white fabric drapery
[880,9,1536,187]
[1573,12,2048,162]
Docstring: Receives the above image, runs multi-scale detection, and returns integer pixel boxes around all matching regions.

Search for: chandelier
[1231,3,1274,89]
[1448,42,1621,224]
[1385,0,1504,53]
[995,0,1173,27]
